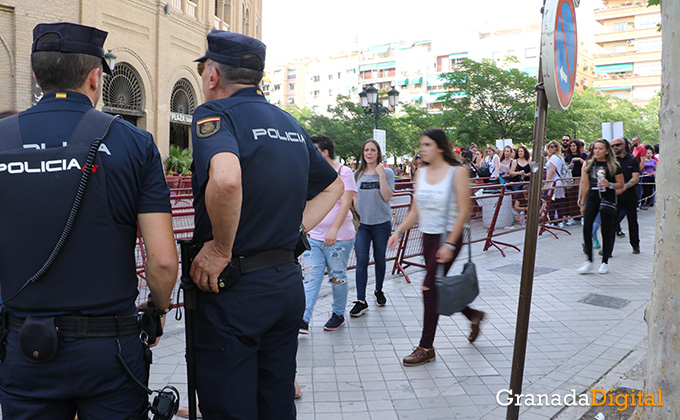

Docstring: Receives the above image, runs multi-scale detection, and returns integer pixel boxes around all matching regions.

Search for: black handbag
[433,171,479,316]
[435,228,479,316]
[598,190,617,217]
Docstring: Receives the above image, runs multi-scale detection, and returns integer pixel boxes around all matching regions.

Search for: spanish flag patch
[196,117,220,138]
[55,92,67,99]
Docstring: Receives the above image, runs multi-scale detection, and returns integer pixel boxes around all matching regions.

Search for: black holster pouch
[188,243,240,292]
[294,230,311,259]
[19,316,59,363]
[138,308,163,344]
[0,309,9,362]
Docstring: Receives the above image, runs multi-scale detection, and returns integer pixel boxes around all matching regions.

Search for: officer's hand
[190,241,231,293]
[324,229,338,247]
[376,163,386,177]
[149,316,166,348]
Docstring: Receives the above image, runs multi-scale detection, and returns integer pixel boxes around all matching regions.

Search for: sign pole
[507,0,576,417]
[505,57,548,420]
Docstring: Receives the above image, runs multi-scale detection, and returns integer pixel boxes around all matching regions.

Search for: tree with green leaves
[439,58,537,145]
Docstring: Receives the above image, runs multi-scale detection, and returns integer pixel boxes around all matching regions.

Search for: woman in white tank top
[388,128,486,367]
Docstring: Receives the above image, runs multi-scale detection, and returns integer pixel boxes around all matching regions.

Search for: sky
[262,0,602,65]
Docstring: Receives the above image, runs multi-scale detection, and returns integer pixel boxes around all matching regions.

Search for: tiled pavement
[151,209,656,419]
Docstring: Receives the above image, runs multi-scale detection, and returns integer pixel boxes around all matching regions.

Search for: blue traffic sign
[541,0,578,110]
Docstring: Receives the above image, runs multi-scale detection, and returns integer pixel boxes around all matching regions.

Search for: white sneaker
[558,222,566,228]
[598,263,609,274]
[566,219,575,226]
[581,218,585,226]
[577,261,595,274]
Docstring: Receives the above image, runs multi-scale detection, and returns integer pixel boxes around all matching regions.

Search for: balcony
[595,50,660,65]
[595,27,660,45]
[171,0,197,18]
[594,74,661,89]
[186,1,197,18]
[594,4,659,22]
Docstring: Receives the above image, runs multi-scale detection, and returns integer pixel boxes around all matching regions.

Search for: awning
[522,66,539,76]
[397,78,409,86]
[395,42,413,50]
[411,76,423,85]
[359,61,396,72]
[595,86,633,91]
[368,44,391,54]
[429,92,446,102]
[449,90,467,99]
[427,73,444,87]
[449,52,468,59]
[411,95,423,103]
[594,63,633,73]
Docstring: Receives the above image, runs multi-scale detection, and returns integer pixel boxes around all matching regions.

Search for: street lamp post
[359,85,399,129]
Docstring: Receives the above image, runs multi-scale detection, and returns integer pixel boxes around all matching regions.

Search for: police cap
[32,22,112,75]
[195,29,265,71]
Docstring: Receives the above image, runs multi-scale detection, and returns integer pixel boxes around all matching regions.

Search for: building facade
[592,0,661,105]
[0,0,262,158]
[264,23,597,117]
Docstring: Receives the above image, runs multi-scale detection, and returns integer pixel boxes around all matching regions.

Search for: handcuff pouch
[19,316,59,363]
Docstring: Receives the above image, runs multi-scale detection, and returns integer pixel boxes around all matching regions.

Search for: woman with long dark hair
[388,128,485,366]
[508,145,532,191]
[577,139,624,274]
[351,139,395,316]
[565,140,587,177]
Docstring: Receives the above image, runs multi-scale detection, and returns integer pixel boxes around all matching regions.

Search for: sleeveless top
[513,160,531,182]
[415,166,459,234]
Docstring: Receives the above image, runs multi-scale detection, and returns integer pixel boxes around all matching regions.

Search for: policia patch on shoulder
[196,117,221,138]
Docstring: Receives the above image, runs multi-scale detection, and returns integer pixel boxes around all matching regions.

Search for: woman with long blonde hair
[577,139,624,274]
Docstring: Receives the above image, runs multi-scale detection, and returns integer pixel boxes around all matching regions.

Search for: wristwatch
[443,242,456,251]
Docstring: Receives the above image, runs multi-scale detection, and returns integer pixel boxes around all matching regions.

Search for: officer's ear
[82,67,103,105]
[207,65,220,90]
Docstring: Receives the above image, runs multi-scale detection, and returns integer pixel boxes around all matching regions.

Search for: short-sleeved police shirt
[10,91,171,316]
[191,87,337,256]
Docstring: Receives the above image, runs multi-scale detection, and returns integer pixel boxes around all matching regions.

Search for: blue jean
[354,221,391,302]
[301,238,354,322]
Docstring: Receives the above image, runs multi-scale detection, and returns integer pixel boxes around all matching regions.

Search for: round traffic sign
[541,0,578,110]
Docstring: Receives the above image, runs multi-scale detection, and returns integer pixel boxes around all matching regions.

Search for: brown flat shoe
[403,346,435,366]
[468,311,486,343]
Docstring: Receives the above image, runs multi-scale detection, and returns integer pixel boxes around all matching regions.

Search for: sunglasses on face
[612,143,624,147]
[548,145,556,149]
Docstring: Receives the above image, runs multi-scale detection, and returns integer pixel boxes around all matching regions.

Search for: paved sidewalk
[151,209,656,419]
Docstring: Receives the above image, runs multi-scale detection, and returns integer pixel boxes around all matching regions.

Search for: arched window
[170,78,196,123]
[169,79,197,150]
[103,63,144,117]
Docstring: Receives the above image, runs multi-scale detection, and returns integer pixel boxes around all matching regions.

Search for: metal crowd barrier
[135,175,657,305]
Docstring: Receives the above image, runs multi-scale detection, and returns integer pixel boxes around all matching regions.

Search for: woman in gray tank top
[388,128,485,367]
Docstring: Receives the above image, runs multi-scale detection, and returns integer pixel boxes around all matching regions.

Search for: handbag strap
[437,168,471,277]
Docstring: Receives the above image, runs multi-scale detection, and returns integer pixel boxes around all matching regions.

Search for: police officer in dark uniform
[189,30,343,419]
[0,22,178,419]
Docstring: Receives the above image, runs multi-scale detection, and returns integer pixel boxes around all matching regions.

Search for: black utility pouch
[217,261,240,291]
[0,309,9,362]
[138,308,163,344]
[19,316,59,363]
[294,230,311,259]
